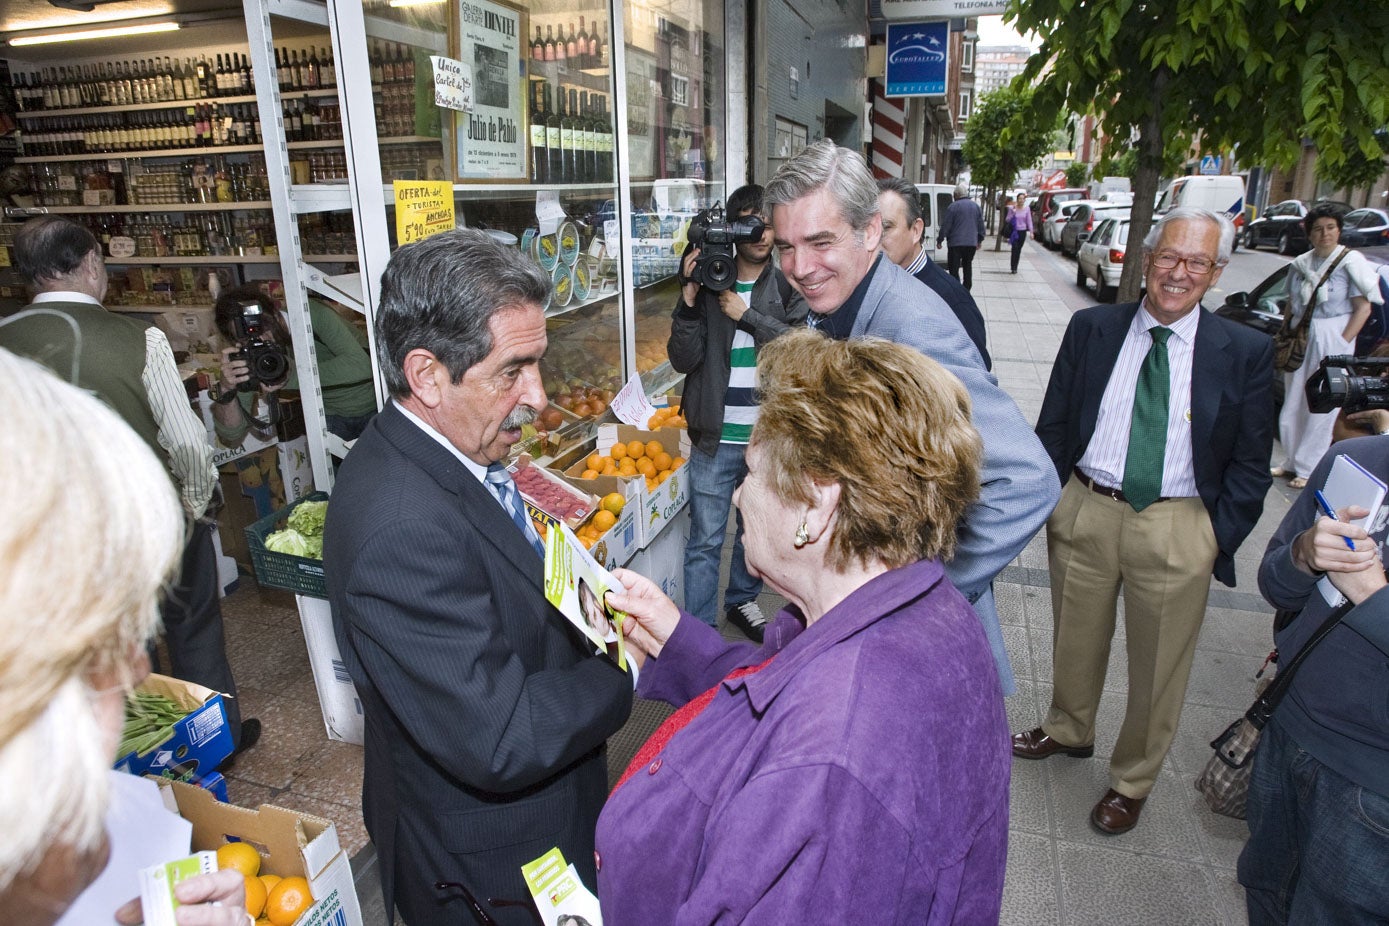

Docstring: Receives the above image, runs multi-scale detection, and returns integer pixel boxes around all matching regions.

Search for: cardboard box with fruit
[509,454,596,528]
[162,779,364,926]
[114,674,233,786]
[592,425,691,546]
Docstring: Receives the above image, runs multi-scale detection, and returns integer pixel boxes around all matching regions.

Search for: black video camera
[685,203,767,292]
[1306,355,1389,414]
[231,300,289,392]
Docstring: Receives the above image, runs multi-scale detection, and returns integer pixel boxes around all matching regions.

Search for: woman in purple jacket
[597,330,1011,925]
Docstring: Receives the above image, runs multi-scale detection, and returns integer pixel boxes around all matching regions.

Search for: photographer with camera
[211,284,376,445]
[668,185,807,639]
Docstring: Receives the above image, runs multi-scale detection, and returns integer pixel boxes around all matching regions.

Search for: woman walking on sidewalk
[1006,193,1034,274]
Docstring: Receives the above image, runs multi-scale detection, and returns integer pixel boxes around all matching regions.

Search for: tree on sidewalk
[1010,0,1389,301]
[961,85,1056,248]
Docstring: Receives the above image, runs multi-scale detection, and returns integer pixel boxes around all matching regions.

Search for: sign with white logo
[1199,154,1222,175]
[880,0,1008,20]
[885,21,949,97]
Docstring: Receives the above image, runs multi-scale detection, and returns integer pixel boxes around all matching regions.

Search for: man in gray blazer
[324,229,633,925]
[763,142,1060,695]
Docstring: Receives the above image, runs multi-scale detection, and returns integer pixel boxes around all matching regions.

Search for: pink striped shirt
[1076,303,1200,498]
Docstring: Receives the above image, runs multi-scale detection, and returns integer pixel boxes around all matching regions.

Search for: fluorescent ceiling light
[8,20,180,46]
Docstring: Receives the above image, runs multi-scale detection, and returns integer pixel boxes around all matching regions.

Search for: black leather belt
[1072,467,1170,505]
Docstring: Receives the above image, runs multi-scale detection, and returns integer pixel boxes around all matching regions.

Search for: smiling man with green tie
[1015,207,1276,835]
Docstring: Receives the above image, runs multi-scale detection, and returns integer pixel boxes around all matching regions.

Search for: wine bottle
[544,25,557,62]
[558,89,576,183]
[306,46,321,89]
[529,81,548,183]
[532,26,545,62]
[544,84,563,182]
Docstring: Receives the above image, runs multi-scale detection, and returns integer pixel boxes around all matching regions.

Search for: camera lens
[702,255,736,291]
[253,348,289,386]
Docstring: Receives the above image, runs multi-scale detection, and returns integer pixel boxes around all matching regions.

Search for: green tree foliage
[1065,161,1089,188]
[962,85,1056,198]
[1011,0,1389,300]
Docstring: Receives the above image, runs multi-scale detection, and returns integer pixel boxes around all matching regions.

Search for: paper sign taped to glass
[526,501,630,673]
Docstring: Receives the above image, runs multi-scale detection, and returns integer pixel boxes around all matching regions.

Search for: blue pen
[1314,490,1358,551]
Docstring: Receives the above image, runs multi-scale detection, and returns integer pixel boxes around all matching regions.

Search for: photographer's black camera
[231,300,289,392]
[1306,355,1389,414]
[685,203,767,292]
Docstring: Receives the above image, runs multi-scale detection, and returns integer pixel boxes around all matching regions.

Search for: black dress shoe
[1091,788,1146,835]
[1011,727,1094,760]
[217,718,261,772]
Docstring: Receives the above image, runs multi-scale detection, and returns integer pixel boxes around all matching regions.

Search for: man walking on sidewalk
[1015,207,1274,834]
[937,184,987,291]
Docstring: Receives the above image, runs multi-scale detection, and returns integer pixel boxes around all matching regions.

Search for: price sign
[393,180,456,245]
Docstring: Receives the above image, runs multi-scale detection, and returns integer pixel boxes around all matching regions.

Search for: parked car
[914,183,956,263]
[1060,202,1128,257]
[1030,188,1088,240]
[1341,208,1389,248]
[1242,199,1354,254]
[1041,200,1087,249]
[1075,217,1131,302]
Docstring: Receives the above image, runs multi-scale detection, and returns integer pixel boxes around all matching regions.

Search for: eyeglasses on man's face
[1148,252,1222,275]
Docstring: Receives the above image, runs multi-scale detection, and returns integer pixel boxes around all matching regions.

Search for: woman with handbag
[1239,429,1389,924]
[1272,204,1381,488]
[1006,193,1034,274]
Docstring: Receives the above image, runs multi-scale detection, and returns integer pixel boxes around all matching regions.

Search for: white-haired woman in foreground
[0,348,246,926]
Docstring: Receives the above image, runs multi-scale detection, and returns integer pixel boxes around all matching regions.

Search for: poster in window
[452,0,529,181]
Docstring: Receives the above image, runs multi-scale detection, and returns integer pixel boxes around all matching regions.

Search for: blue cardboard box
[114,674,233,785]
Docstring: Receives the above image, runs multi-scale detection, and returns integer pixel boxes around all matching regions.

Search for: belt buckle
[1106,485,1123,502]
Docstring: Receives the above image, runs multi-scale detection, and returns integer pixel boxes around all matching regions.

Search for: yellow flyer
[393,180,455,244]
[526,502,629,672]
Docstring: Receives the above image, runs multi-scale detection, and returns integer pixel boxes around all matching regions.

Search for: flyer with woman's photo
[525,502,628,671]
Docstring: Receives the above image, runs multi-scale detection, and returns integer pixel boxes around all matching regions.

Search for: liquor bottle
[554,24,567,64]
[306,46,321,89]
[579,91,597,182]
[575,17,588,69]
[239,53,252,93]
[529,80,548,184]
[532,26,545,61]
[544,25,557,62]
[323,45,337,88]
[558,89,576,183]
[566,23,579,64]
[275,47,287,90]
[401,44,415,83]
[544,84,563,183]
[595,96,613,179]
[370,42,384,85]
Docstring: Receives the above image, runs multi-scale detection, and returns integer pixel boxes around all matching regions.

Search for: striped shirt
[720,279,759,444]
[1076,303,1199,498]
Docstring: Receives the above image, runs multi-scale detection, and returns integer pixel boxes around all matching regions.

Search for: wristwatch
[211,384,240,405]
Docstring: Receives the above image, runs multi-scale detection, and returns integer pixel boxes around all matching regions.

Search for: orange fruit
[601,493,625,515]
[657,470,672,484]
[671,456,686,469]
[244,873,268,919]
[644,440,664,458]
[581,469,599,479]
[610,442,628,460]
[258,874,282,895]
[585,453,604,471]
[636,457,656,477]
[580,536,595,549]
[265,876,313,926]
[591,509,617,531]
[647,413,663,428]
[601,460,618,475]
[646,477,659,491]
[670,416,687,428]
[652,451,673,472]
[216,842,261,879]
[626,439,645,459]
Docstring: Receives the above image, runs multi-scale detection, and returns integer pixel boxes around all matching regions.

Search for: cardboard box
[161,780,364,926]
[114,675,234,783]
[296,596,365,745]
[585,500,641,569]
[510,454,596,527]
[597,425,691,546]
[625,505,689,608]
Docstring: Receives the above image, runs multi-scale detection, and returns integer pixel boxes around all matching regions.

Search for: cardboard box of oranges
[159,779,364,926]
[594,425,691,546]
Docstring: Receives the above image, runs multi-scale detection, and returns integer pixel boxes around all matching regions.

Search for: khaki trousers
[1042,475,1217,798]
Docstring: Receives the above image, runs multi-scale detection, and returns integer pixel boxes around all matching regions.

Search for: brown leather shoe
[1090,789,1147,835]
[1011,727,1095,760]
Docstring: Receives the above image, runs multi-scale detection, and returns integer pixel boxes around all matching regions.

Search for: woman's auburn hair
[753,329,982,571]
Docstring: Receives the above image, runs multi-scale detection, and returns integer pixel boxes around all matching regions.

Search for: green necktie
[1122,326,1172,512]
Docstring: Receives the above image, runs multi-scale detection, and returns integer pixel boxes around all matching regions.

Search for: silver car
[1076,217,1130,303]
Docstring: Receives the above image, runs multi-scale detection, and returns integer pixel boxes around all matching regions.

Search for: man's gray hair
[1143,207,1235,262]
[374,227,551,399]
[764,140,881,234]
[954,184,969,199]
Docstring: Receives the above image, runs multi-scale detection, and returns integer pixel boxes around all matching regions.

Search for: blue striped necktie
[485,464,545,559]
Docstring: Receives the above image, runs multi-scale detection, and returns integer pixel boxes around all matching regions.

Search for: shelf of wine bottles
[10,44,337,114]
[27,154,272,208]
[528,15,609,71]
[527,80,614,186]
[67,211,278,261]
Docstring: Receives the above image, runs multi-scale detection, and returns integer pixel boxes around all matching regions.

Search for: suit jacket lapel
[1081,303,1140,440]
[1189,307,1229,459]
[376,404,545,590]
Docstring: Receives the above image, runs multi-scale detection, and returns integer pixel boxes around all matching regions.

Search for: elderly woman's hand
[114,868,248,926]
[606,568,682,660]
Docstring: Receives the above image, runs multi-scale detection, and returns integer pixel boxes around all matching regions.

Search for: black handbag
[1194,599,1353,818]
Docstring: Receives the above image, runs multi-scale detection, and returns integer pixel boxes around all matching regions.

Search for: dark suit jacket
[1034,302,1275,586]
[323,403,633,925]
[912,260,992,369]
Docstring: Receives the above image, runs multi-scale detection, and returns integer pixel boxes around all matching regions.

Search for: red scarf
[613,657,774,793]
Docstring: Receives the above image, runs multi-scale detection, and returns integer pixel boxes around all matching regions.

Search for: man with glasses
[1015,207,1275,834]
[763,140,1059,696]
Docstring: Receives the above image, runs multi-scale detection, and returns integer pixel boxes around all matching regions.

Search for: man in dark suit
[1014,208,1275,834]
[323,228,634,925]
[876,176,991,368]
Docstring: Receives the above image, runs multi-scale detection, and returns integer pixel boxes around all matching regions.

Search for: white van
[1155,175,1246,245]
[915,183,957,262]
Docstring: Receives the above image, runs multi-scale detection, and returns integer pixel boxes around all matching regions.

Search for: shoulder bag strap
[1246,597,1354,728]
[1297,246,1353,329]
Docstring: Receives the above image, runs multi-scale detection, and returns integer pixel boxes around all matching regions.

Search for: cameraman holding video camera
[211,284,376,445]
[668,184,807,639]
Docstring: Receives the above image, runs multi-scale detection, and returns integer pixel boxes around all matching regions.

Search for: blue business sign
[885,21,949,98]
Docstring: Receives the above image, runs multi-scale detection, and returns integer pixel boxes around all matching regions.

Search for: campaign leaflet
[526,501,629,671]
